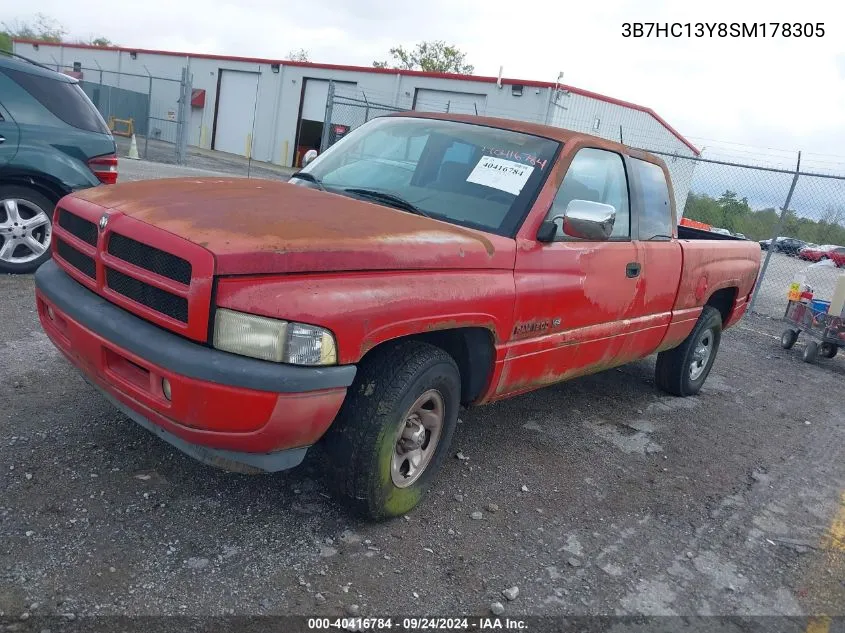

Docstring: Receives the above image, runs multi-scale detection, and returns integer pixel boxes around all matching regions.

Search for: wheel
[802,341,819,363]
[819,343,838,359]
[655,306,722,396]
[321,340,460,520]
[781,329,799,349]
[0,186,55,274]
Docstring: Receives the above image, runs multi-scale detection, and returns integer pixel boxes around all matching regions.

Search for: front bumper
[35,261,357,473]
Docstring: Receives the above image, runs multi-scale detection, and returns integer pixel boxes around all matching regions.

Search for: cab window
[545,148,630,240]
[632,158,673,240]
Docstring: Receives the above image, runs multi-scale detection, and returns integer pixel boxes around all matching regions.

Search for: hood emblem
[99,214,109,231]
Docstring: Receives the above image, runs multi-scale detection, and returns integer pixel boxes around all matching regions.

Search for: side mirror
[303,149,318,167]
[553,199,616,241]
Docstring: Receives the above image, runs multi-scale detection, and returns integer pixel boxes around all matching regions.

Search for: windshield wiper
[342,188,431,218]
[290,171,325,191]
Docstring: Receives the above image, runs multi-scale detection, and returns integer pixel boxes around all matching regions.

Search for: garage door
[301,79,330,122]
[414,89,487,115]
[213,70,259,156]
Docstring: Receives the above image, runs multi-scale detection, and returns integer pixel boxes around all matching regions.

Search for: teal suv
[0,52,117,273]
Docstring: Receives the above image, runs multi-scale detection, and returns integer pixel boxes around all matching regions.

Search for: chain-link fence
[59,64,192,165]
[319,83,406,152]
[644,150,845,319]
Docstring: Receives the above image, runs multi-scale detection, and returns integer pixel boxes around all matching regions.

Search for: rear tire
[0,186,56,274]
[655,306,722,396]
[321,341,461,520]
[781,329,798,349]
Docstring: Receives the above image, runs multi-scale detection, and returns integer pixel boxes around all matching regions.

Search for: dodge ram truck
[34,113,761,519]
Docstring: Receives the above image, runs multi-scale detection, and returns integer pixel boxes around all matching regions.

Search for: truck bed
[677,225,745,241]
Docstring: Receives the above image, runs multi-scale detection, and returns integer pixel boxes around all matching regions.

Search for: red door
[495,147,643,398]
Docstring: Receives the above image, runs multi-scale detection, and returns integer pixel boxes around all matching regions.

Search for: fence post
[748,151,802,314]
[320,81,335,152]
[361,90,370,123]
[143,67,153,160]
[175,68,191,166]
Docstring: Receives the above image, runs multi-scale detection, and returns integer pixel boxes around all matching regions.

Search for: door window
[545,148,630,240]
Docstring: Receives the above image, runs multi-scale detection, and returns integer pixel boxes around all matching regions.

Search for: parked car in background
[759,237,807,256]
[829,247,845,267]
[0,52,117,274]
[798,244,841,262]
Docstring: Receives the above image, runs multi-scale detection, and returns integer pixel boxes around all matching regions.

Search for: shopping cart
[781,300,845,363]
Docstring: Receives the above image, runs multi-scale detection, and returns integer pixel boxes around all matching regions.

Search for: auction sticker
[466,156,534,196]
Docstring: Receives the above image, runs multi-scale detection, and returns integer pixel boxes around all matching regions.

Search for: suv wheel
[0,186,55,274]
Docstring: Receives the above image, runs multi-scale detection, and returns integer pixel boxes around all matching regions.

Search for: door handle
[0,135,5,144]
[626,262,641,278]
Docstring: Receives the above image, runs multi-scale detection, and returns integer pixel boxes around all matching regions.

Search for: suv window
[632,158,673,240]
[2,67,109,134]
[545,148,630,240]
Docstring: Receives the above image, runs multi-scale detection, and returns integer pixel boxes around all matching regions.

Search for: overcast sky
[5,0,844,172]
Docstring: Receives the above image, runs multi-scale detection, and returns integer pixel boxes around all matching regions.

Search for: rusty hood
[71,178,515,275]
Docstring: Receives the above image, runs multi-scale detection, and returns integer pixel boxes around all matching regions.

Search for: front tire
[655,306,722,396]
[0,186,56,274]
[322,341,461,520]
[803,341,819,363]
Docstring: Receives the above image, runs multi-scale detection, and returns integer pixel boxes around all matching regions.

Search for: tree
[287,48,310,62]
[373,40,474,74]
[683,192,845,244]
[716,190,751,233]
[1,13,66,47]
[0,15,112,53]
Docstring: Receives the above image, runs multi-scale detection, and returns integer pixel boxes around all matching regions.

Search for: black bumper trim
[35,260,357,393]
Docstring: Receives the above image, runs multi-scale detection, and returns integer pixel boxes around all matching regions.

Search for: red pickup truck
[35,113,760,519]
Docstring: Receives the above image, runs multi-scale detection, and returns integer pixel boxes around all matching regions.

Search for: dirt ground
[1,159,844,630]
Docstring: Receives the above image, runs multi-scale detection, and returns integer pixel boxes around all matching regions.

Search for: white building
[14,39,699,211]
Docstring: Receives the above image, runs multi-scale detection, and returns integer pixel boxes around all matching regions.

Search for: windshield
[297,116,560,237]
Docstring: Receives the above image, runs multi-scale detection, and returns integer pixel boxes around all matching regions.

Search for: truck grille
[51,204,215,342]
[106,269,189,322]
[56,208,97,245]
[107,233,192,285]
[56,239,96,278]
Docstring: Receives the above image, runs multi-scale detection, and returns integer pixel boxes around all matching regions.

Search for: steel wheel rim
[391,389,444,488]
[690,328,714,381]
[0,198,52,264]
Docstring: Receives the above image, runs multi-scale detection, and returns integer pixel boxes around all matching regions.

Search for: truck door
[498,147,640,397]
[627,157,683,355]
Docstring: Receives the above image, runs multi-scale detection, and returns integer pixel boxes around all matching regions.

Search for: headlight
[213,309,337,366]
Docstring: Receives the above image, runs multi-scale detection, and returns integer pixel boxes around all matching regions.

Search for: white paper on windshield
[466,156,535,196]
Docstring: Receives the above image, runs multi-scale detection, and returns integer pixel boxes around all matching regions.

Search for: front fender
[214,270,516,364]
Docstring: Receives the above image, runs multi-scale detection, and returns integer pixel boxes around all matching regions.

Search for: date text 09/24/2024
[307,617,528,630]
[622,22,825,38]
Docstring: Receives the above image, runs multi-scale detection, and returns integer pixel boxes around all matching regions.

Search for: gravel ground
[751,250,844,319]
[2,269,844,623]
